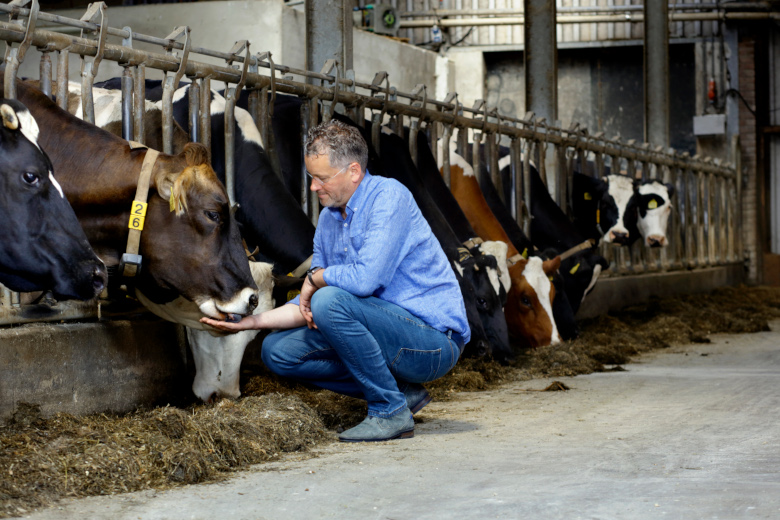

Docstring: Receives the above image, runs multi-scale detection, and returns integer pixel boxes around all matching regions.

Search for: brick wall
[739,33,759,283]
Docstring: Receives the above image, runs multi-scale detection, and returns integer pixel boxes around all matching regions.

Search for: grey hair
[305,119,369,171]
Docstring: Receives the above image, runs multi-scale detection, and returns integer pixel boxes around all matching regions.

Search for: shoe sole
[339,429,415,443]
[410,394,432,415]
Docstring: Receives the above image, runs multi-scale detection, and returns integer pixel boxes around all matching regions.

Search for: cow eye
[477,298,488,309]
[205,210,220,223]
[22,172,40,186]
[521,295,532,307]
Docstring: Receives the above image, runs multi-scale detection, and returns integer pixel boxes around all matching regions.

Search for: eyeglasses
[306,165,348,187]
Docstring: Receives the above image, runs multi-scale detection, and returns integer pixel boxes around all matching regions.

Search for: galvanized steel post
[643,0,670,148]
[524,0,558,199]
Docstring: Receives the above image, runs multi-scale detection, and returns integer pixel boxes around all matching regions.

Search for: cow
[9,78,259,329]
[571,164,675,248]
[475,155,580,341]
[188,260,275,401]
[0,98,106,300]
[634,179,675,247]
[439,141,562,349]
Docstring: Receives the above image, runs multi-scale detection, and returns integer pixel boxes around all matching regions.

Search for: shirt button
[344,223,347,227]
[344,247,348,252]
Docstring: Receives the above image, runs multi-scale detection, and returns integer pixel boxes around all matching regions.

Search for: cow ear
[0,103,19,131]
[665,182,675,199]
[153,170,178,201]
[542,256,561,275]
[182,142,211,167]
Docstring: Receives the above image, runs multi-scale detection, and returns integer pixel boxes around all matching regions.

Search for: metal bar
[409,118,420,168]
[399,3,741,16]
[397,11,780,27]
[697,170,706,266]
[56,48,68,110]
[189,79,200,143]
[38,51,51,98]
[0,19,734,177]
[133,64,145,144]
[441,124,452,189]
[644,0,670,148]
[199,77,211,150]
[120,67,133,141]
[522,138,532,238]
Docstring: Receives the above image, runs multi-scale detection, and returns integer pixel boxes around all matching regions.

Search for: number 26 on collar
[128,200,148,231]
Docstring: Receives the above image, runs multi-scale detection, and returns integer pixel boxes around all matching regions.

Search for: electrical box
[353,4,400,37]
[693,114,726,136]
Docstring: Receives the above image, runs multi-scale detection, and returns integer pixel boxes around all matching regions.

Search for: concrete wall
[0,319,189,421]
[17,0,444,99]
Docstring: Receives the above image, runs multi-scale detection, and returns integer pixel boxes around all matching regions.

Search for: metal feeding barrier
[0,0,742,324]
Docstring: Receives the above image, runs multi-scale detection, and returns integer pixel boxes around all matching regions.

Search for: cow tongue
[225,313,242,323]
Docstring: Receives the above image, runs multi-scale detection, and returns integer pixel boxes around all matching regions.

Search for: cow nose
[476,339,491,358]
[92,265,107,295]
[647,235,666,247]
[248,293,258,312]
[610,231,629,243]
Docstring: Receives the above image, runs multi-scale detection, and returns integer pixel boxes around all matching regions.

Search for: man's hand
[299,276,318,329]
[200,313,260,333]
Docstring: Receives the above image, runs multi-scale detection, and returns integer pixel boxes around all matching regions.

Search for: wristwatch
[306,266,323,288]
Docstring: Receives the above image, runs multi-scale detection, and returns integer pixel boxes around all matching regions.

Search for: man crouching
[202,119,470,442]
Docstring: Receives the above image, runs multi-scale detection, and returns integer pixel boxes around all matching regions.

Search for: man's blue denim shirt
[289,171,470,344]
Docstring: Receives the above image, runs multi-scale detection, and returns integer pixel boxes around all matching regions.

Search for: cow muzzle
[198,287,259,322]
[646,235,667,247]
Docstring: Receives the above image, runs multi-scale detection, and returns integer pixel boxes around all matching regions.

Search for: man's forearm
[255,303,308,329]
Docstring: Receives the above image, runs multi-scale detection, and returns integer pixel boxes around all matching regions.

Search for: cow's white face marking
[637,182,672,246]
[477,240,510,295]
[581,263,602,304]
[453,261,464,277]
[48,172,65,199]
[603,174,635,242]
[188,261,274,401]
[522,257,561,345]
[15,107,41,150]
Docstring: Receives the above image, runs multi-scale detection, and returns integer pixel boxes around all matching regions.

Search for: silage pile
[2,285,780,517]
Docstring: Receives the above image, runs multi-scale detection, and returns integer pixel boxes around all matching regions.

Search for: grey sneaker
[339,408,415,442]
[402,383,432,415]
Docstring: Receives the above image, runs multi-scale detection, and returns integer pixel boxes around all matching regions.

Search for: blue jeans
[262,286,462,418]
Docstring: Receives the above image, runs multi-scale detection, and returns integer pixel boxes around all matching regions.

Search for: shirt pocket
[349,228,364,251]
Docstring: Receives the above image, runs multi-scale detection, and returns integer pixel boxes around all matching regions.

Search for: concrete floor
[15,321,780,520]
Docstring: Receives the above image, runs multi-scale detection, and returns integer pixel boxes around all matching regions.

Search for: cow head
[0,99,106,300]
[188,261,274,402]
[635,180,675,247]
[601,174,638,246]
[134,143,259,326]
[504,256,562,349]
[456,245,512,362]
[450,261,493,359]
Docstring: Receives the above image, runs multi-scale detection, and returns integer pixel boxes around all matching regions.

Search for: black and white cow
[572,173,638,246]
[0,98,106,300]
[633,179,675,247]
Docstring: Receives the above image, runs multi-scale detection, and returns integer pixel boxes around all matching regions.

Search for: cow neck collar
[120,142,160,277]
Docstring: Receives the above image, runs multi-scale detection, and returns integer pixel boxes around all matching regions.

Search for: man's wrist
[306,266,323,288]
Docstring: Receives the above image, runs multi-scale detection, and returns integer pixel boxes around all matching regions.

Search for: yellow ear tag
[287,289,301,301]
[548,276,554,281]
[569,262,581,275]
[522,248,528,259]
[169,190,176,212]
[287,272,294,277]
[584,192,592,201]
[648,199,658,209]
[596,209,600,224]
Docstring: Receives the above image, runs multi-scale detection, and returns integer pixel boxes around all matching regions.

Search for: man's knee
[311,286,353,322]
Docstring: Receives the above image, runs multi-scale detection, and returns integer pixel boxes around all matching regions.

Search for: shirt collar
[327,169,372,221]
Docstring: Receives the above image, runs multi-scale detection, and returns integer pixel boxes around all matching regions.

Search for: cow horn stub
[0,104,19,131]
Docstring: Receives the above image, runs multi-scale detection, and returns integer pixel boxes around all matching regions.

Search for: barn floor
[13,321,780,520]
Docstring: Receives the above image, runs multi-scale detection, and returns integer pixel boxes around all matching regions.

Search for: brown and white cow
[441,142,562,349]
[9,79,259,326]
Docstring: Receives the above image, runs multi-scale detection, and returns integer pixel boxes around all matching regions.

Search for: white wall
[17,0,447,103]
